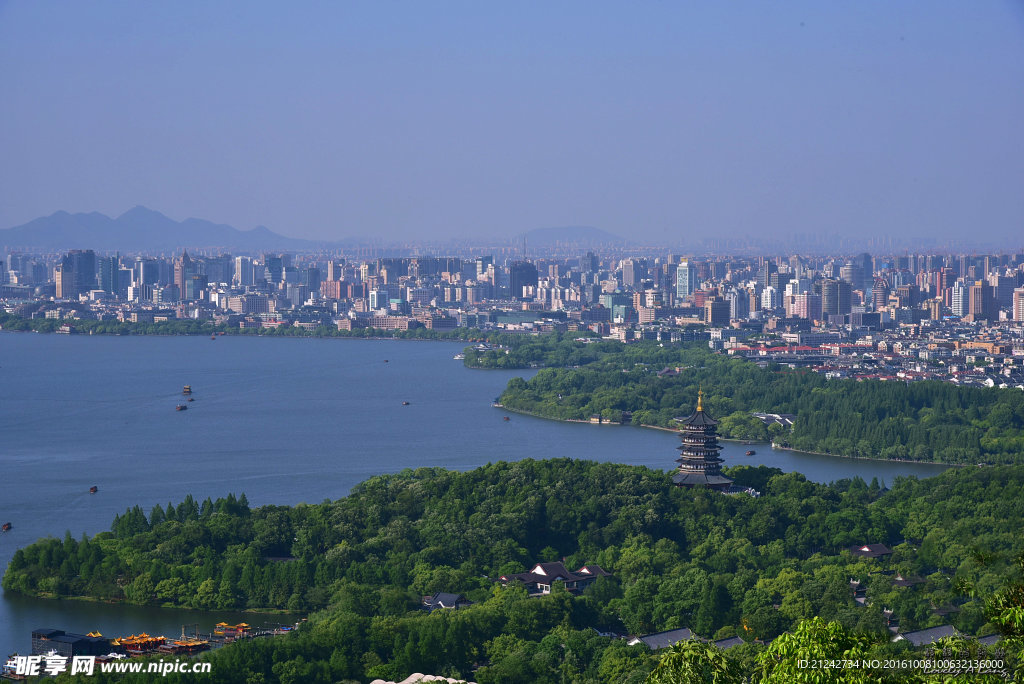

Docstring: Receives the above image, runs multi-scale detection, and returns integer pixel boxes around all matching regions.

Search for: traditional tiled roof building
[672,389,734,491]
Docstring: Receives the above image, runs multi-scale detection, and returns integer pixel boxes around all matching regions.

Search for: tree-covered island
[6,460,1024,682]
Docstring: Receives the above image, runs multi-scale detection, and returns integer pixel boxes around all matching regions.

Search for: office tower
[1013,288,1024,321]
[727,289,749,320]
[263,255,284,284]
[968,280,996,321]
[510,261,539,301]
[840,262,864,292]
[57,249,97,299]
[821,279,851,317]
[704,298,730,326]
[950,281,969,317]
[761,286,780,310]
[98,254,120,294]
[676,259,696,300]
[235,257,254,287]
[792,293,822,321]
[857,252,873,290]
[621,259,639,289]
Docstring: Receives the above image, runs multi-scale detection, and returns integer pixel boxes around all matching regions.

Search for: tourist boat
[1,522,11,532]
[746,450,756,456]
[89,486,98,494]
[176,405,188,411]
[182,385,192,395]
[453,353,465,360]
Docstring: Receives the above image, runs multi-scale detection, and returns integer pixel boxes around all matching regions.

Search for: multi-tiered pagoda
[672,389,734,491]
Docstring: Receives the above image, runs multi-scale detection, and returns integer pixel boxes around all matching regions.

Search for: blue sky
[1,2,1023,245]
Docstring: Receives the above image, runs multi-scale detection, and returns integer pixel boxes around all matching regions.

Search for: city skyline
[2,3,1023,246]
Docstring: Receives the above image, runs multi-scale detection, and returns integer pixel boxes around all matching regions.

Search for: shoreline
[15,592,300,615]
[495,404,954,468]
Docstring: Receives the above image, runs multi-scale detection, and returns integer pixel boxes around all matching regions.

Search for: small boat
[187,397,195,402]
[176,405,188,411]
[503,416,510,421]
[211,335,216,340]
[183,385,192,395]
[2,522,11,532]
[384,360,389,363]
[402,401,410,406]
[453,353,465,360]
[89,486,98,494]
[746,450,756,456]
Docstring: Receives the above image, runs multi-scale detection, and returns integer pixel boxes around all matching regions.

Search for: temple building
[672,390,734,491]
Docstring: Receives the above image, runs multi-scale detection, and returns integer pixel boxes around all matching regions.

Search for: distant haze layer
[0,3,1022,245]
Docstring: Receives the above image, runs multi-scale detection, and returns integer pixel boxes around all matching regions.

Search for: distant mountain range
[0,207,316,253]
[0,207,634,253]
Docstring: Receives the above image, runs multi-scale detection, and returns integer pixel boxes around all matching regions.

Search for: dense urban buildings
[3,246,1024,389]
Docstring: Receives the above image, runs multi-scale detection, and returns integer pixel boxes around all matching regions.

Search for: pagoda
[672,389,733,491]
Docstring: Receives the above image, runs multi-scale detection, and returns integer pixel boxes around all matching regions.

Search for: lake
[0,333,947,652]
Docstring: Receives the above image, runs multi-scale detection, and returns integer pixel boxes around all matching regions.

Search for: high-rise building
[1013,288,1024,321]
[263,255,284,284]
[704,298,730,327]
[727,289,749,320]
[98,255,120,294]
[234,257,254,287]
[620,259,640,289]
[951,280,969,317]
[173,251,194,295]
[675,259,696,300]
[57,249,97,299]
[792,293,822,321]
[134,258,159,287]
[968,280,996,321]
[821,279,851,317]
[840,262,864,292]
[510,261,539,301]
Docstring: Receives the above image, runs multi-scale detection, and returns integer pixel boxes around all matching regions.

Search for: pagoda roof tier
[675,411,719,427]
[672,471,734,487]
[676,457,724,466]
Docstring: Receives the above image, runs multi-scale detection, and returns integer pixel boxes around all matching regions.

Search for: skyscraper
[510,261,539,301]
[675,259,696,300]
[821,279,851,317]
[57,249,97,299]
[98,254,119,294]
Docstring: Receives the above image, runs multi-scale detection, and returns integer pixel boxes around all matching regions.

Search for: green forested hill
[8,461,1024,682]
[475,336,1024,464]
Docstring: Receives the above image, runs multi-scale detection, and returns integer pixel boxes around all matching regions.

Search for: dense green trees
[9,461,1024,681]
[486,338,1024,464]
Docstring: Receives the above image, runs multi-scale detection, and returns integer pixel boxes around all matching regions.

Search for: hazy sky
[2,2,1023,245]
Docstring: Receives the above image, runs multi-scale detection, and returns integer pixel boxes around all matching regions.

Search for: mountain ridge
[0,207,315,252]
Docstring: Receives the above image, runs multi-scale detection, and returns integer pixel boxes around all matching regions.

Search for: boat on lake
[176,405,188,411]
[746,450,756,456]
[183,385,192,395]
[1,522,10,532]
[89,486,98,494]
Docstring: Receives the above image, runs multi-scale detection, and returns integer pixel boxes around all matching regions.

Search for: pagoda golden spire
[697,386,704,412]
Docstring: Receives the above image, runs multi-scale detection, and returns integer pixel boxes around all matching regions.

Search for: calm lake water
[0,333,947,653]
